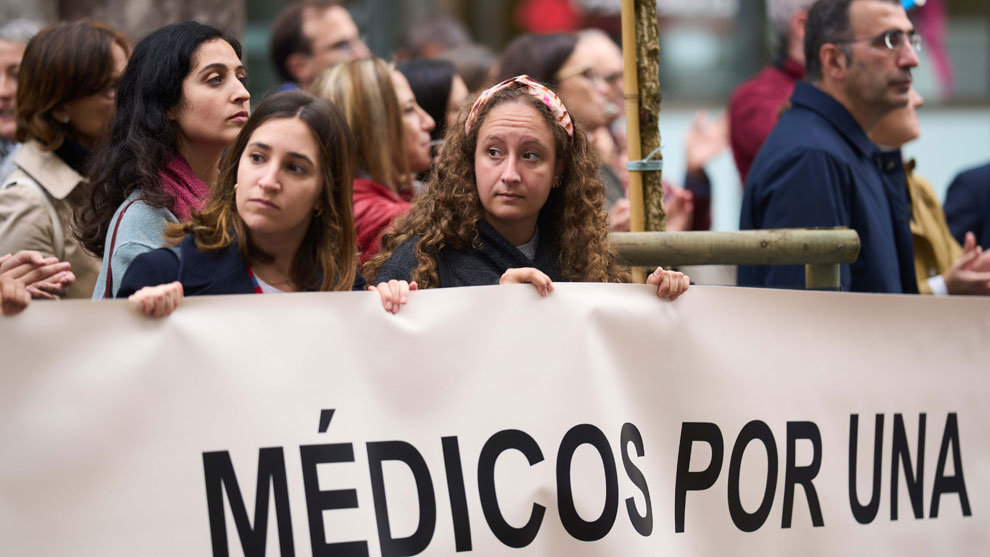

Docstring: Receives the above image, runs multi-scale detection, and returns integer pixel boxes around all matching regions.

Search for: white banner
[1,285,987,556]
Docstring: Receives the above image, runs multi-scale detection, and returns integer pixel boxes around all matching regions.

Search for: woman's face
[171,39,250,151]
[555,37,610,129]
[445,74,469,132]
[474,99,557,235]
[0,39,26,141]
[392,70,435,174]
[235,117,323,244]
[54,42,127,150]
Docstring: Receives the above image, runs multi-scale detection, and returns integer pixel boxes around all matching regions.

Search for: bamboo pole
[609,229,861,266]
[620,0,645,234]
[632,0,665,232]
[620,0,646,282]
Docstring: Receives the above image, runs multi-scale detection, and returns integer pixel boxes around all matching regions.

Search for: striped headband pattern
[464,75,574,139]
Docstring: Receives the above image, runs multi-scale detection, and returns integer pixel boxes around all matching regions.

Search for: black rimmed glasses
[834,30,923,53]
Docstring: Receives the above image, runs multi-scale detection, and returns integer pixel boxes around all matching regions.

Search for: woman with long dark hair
[75,21,250,299]
[118,92,414,316]
[396,58,469,146]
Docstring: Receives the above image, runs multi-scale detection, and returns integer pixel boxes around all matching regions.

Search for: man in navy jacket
[739,0,920,293]
[944,162,990,251]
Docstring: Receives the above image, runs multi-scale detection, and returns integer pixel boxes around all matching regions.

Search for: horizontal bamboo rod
[610,229,860,267]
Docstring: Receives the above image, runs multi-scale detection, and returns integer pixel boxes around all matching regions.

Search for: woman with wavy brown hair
[365,75,689,300]
[0,20,128,298]
[116,91,415,317]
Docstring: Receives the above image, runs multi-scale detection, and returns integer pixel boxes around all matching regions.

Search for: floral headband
[464,75,574,139]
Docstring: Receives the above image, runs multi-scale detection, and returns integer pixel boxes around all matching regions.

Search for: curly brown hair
[363,86,629,287]
[164,91,357,291]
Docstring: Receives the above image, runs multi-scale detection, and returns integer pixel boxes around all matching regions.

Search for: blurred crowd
[1,0,988,318]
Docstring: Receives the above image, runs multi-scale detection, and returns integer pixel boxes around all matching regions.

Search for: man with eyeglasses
[270,0,371,92]
[739,0,922,293]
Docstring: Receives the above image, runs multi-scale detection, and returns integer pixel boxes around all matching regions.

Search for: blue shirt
[739,81,917,293]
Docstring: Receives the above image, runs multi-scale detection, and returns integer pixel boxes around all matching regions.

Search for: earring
[313,207,323,218]
[60,116,70,124]
[552,177,562,188]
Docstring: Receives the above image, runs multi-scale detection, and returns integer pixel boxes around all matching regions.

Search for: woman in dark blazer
[119,91,414,317]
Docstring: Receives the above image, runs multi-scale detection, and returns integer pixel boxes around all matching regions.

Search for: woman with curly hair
[365,75,689,300]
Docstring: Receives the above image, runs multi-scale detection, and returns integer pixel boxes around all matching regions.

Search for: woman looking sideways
[75,21,250,299]
[310,58,435,263]
[0,21,128,298]
[396,58,469,148]
[118,91,414,316]
[365,76,689,301]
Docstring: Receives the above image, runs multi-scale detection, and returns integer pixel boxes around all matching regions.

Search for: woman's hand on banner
[369,280,417,314]
[500,267,554,296]
[0,276,31,316]
[129,281,184,318]
[648,267,689,301]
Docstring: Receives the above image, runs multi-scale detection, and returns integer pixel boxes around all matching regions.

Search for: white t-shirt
[252,272,285,294]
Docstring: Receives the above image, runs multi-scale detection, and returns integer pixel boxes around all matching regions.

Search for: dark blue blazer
[943,162,990,250]
[116,235,366,298]
[739,81,917,293]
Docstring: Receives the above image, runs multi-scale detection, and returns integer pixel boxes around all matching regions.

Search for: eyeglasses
[603,71,623,86]
[834,30,923,53]
[555,65,607,84]
[328,35,366,54]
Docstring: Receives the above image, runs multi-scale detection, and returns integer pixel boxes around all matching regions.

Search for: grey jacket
[91,189,178,299]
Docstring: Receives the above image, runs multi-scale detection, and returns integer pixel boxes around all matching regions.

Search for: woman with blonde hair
[310,57,434,263]
[365,75,688,300]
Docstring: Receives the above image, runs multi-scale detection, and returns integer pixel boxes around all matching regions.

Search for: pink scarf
[159,154,209,220]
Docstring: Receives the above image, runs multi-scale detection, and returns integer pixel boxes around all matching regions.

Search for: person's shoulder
[760,104,850,161]
[114,246,182,298]
[120,197,178,223]
[375,235,422,282]
[745,143,846,193]
[353,178,405,205]
[951,162,990,189]
[114,196,179,245]
[0,170,44,203]
[731,65,794,103]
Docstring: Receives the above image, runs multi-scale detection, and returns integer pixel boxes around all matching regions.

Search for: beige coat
[0,140,100,298]
[906,161,963,295]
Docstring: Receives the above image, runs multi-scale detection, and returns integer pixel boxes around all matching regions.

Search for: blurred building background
[2,0,988,230]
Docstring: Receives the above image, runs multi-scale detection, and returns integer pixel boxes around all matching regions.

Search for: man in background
[0,19,43,182]
[728,0,813,183]
[740,0,921,293]
[270,0,370,92]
